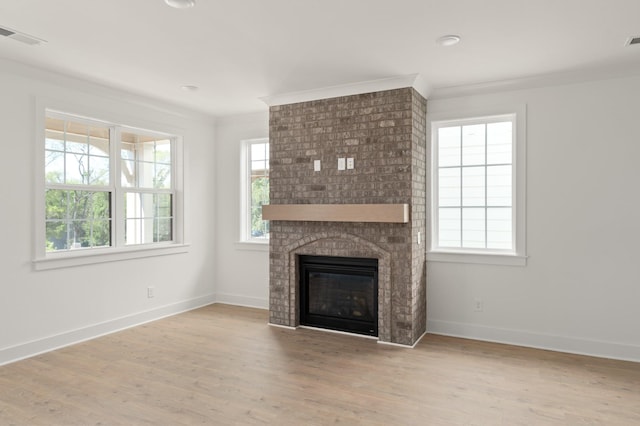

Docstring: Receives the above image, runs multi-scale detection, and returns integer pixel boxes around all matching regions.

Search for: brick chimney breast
[268,88,427,346]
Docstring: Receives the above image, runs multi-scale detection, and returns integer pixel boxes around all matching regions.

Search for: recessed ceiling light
[181,85,199,92]
[164,0,196,9]
[436,35,461,47]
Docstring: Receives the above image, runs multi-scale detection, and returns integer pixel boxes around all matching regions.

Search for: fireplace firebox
[299,255,378,336]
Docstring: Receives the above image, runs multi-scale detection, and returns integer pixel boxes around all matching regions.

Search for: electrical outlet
[147,286,155,298]
[314,159,321,171]
[346,157,354,169]
[474,298,483,312]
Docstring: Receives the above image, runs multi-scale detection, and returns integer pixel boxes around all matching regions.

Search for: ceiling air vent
[626,36,640,46]
[0,25,46,45]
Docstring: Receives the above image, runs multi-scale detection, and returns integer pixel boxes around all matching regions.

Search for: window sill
[427,250,527,266]
[33,243,190,271]
[235,241,269,252]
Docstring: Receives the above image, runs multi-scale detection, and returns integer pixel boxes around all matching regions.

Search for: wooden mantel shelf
[262,204,409,224]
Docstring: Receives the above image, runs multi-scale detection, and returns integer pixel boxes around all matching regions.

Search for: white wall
[0,60,217,365]
[214,112,270,309]
[213,75,640,362]
[427,74,640,361]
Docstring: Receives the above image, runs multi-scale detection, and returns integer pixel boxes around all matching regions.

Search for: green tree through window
[245,140,269,240]
[44,116,112,251]
[251,176,269,237]
[44,112,177,253]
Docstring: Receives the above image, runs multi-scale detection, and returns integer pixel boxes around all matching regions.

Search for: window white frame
[34,101,187,270]
[427,104,527,266]
[239,138,269,247]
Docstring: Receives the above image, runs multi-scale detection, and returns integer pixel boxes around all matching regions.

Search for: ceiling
[1,0,640,117]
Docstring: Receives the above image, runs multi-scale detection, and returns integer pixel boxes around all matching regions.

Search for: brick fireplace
[267,87,427,346]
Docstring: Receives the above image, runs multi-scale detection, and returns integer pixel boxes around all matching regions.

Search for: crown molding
[260,74,431,107]
[0,58,215,121]
[430,63,640,100]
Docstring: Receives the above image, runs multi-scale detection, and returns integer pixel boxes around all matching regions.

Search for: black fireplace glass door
[299,255,378,336]
[307,272,375,322]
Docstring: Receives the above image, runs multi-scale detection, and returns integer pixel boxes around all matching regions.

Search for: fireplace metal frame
[299,255,379,337]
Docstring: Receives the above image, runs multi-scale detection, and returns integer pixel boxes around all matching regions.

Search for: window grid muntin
[434,114,515,252]
[246,140,270,241]
[124,190,174,245]
[120,133,172,190]
[120,131,175,246]
[44,110,177,253]
[44,114,115,252]
[45,118,111,187]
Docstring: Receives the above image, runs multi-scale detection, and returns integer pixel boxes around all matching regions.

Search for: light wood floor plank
[1,304,639,425]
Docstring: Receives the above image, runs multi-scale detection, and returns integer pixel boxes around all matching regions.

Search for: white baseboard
[428,319,640,363]
[377,329,429,349]
[0,293,216,367]
[268,323,296,330]
[214,293,268,310]
[7,301,635,367]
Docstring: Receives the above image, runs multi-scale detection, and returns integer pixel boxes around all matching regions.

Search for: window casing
[428,107,526,266]
[35,108,186,269]
[240,139,269,243]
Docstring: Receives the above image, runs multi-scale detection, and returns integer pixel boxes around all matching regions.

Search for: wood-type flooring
[1,304,638,425]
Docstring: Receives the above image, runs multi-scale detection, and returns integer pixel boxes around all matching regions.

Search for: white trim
[429,65,640,100]
[35,98,187,268]
[267,323,297,330]
[377,330,428,349]
[261,74,431,107]
[38,96,191,137]
[234,241,269,251]
[427,104,527,265]
[427,251,527,266]
[34,101,47,262]
[428,320,640,363]
[411,74,431,100]
[214,293,268,310]
[0,294,216,367]
[239,139,249,240]
[240,138,269,243]
[3,59,212,121]
[33,243,190,271]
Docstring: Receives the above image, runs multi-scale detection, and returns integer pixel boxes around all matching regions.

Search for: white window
[120,131,174,246]
[240,139,269,243]
[44,115,112,251]
[35,109,186,269]
[428,108,526,266]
